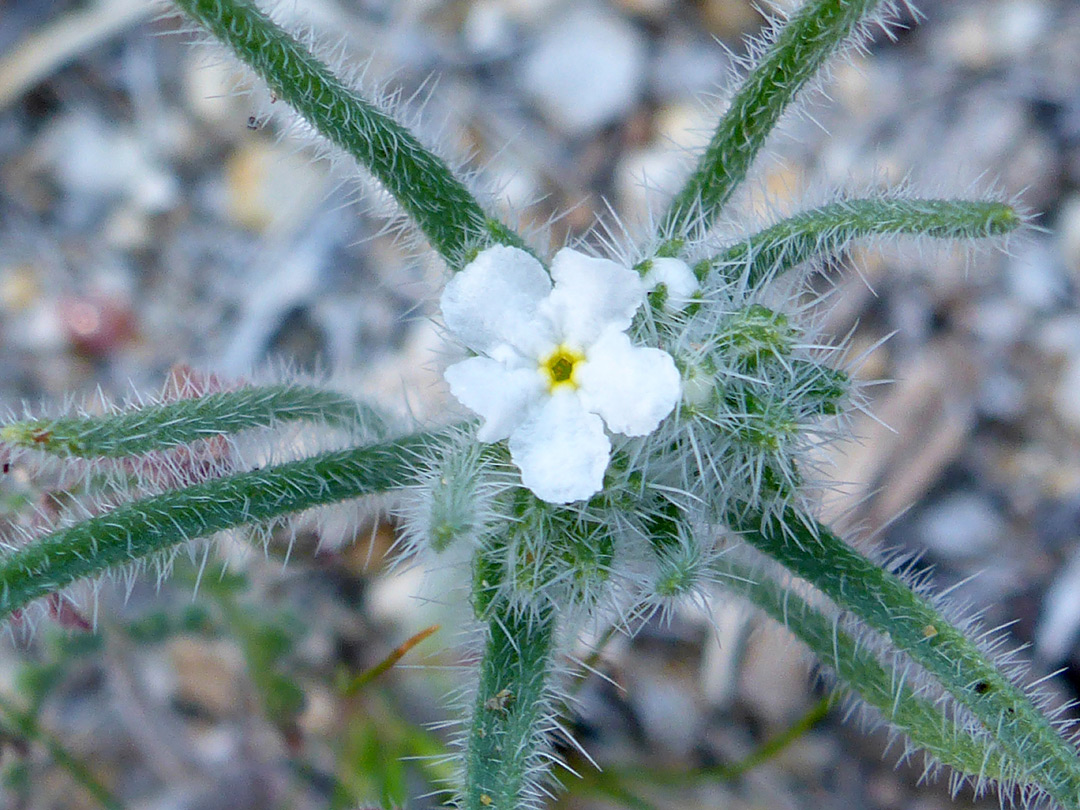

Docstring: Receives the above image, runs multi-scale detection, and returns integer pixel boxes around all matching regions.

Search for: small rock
[42,112,179,215]
[224,140,327,231]
[959,297,1030,348]
[916,492,1005,561]
[462,0,516,59]
[1005,238,1068,313]
[169,636,248,719]
[1037,544,1080,663]
[698,0,762,39]
[615,0,674,20]
[977,370,1026,422]
[738,619,810,726]
[650,33,729,100]
[1059,193,1080,278]
[520,5,647,137]
[183,51,252,131]
[1053,355,1080,432]
[58,295,137,358]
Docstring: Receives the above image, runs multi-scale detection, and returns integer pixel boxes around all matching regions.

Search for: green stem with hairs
[464,599,558,810]
[732,508,1080,809]
[712,198,1022,286]
[1,385,378,458]
[171,0,527,268]
[0,432,437,621]
[661,0,883,239]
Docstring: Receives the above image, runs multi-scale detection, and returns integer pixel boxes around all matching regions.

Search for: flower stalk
[464,600,558,810]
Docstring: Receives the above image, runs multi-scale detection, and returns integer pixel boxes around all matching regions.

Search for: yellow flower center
[539,344,585,392]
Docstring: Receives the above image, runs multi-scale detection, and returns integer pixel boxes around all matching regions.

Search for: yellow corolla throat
[539,344,586,392]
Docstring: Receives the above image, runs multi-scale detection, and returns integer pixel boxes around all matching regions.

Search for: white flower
[440,245,682,504]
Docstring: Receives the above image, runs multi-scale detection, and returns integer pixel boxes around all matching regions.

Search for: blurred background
[2,0,1080,808]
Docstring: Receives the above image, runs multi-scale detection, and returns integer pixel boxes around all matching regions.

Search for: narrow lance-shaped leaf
[713,198,1021,286]
[661,0,884,239]
[0,432,436,622]
[171,0,528,268]
[1,385,378,458]
[715,554,1024,794]
[733,507,1080,810]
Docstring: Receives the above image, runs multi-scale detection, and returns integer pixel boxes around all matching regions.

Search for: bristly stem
[660,0,883,239]
[733,508,1080,810]
[170,0,528,269]
[1,385,377,458]
[464,599,557,810]
[713,198,1022,286]
[0,432,437,621]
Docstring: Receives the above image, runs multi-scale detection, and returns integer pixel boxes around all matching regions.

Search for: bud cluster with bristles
[632,247,860,523]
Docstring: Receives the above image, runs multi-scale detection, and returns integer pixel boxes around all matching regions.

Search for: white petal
[576,328,681,436]
[440,245,553,355]
[544,248,645,347]
[445,356,544,442]
[509,391,611,504]
[644,257,699,310]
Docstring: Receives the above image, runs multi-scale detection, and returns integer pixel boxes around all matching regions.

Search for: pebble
[916,492,1006,561]
[977,370,1027,422]
[520,5,647,137]
[223,140,328,232]
[937,0,1051,68]
[698,0,762,39]
[615,0,675,20]
[1053,355,1080,432]
[1036,543,1080,663]
[649,33,729,99]
[623,636,704,756]
[1059,192,1080,278]
[1004,237,1068,313]
[738,619,811,726]
[182,51,251,131]
[42,111,179,217]
[462,0,517,59]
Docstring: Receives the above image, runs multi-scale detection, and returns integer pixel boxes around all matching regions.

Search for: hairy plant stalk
[170,0,527,268]
[1,385,373,458]
[715,555,1019,790]
[464,600,558,810]
[733,509,1080,809]
[0,432,435,621]
[716,198,1021,285]
[661,0,884,238]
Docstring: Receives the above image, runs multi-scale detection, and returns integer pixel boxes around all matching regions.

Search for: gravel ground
[2,1,1080,809]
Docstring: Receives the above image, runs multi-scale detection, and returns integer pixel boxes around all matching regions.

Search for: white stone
[520,5,647,137]
[43,112,178,213]
[463,0,515,58]
[1037,543,1080,662]
[1055,355,1080,431]
[916,492,1005,561]
[1059,193,1080,277]
[650,34,728,99]
[1006,238,1067,312]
